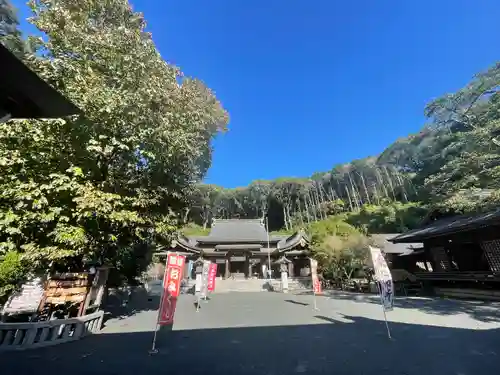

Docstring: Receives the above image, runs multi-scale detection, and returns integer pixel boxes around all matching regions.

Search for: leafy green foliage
[345,202,428,234]
[181,223,210,237]
[0,251,27,302]
[0,0,228,287]
[0,0,26,58]
[307,216,369,282]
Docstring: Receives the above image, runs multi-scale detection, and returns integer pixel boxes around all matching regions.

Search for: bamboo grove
[186,162,417,232]
[187,61,500,233]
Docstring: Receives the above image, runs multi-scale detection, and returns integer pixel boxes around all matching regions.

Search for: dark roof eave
[173,236,201,254]
[278,230,310,253]
[0,44,81,118]
[197,239,279,244]
[389,208,500,244]
[390,227,472,244]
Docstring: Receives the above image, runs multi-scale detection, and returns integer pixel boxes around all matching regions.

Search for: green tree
[0,0,228,283]
[0,0,26,58]
[0,251,26,303]
[308,217,369,283]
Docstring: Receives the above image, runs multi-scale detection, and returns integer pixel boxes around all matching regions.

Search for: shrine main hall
[172,219,310,279]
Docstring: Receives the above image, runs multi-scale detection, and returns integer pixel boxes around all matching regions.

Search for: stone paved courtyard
[2,291,500,375]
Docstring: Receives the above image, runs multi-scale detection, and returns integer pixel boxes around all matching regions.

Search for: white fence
[0,310,104,351]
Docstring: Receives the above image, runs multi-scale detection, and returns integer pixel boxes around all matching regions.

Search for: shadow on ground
[101,287,161,326]
[2,314,499,375]
[295,290,500,323]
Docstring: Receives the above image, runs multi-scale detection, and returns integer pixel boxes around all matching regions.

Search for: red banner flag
[310,258,322,295]
[158,253,185,326]
[207,263,217,292]
[313,279,322,294]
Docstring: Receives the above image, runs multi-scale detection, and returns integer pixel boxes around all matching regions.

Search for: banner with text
[158,253,185,326]
[369,246,394,311]
[200,260,211,298]
[281,271,288,292]
[310,258,322,294]
[207,263,217,292]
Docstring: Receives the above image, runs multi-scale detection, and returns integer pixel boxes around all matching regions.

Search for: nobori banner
[369,246,394,312]
[200,260,211,298]
[158,253,185,326]
[207,263,217,292]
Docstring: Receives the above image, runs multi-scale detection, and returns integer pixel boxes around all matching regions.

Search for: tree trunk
[183,207,191,224]
[359,172,371,205]
[283,206,289,230]
[375,167,389,200]
[345,185,354,212]
[383,165,397,201]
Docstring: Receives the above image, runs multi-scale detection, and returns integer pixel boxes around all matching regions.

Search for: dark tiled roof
[199,219,269,243]
[390,208,500,243]
[215,244,262,250]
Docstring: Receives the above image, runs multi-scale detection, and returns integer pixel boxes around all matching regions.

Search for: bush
[308,217,370,283]
[345,202,428,233]
[0,251,28,303]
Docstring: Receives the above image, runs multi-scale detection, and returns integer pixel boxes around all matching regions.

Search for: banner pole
[313,292,319,311]
[377,281,392,339]
[149,251,170,354]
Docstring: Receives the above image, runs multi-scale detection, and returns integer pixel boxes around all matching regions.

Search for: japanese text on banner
[207,263,217,292]
[158,253,185,325]
[369,246,394,311]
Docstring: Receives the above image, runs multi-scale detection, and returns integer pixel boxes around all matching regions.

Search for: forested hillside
[1,0,499,296]
[186,62,500,233]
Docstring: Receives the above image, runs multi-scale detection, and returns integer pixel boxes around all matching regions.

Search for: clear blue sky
[13,0,500,188]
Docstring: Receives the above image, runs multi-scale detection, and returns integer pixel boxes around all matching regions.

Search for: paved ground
[2,291,500,375]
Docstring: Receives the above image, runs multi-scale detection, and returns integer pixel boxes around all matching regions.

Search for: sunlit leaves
[0,0,228,282]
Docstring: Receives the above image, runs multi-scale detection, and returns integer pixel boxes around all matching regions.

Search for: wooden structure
[172,219,310,279]
[2,268,108,321]
[40,268,109,317]
[0,43,80,123]
[389,208,500,288]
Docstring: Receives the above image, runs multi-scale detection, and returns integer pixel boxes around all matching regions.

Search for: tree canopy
[1,0,500,291]
[0,0,228,286]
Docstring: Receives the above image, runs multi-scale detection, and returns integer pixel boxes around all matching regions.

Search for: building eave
[0,44,81,119]
[277,230,310,253]
[172,234,202,254]
[389,208,500,243]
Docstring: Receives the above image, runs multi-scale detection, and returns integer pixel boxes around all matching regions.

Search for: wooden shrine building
[172,219,310,279]
[389,208,500,287]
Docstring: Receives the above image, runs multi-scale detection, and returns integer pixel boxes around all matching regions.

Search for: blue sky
[13,0,500,188]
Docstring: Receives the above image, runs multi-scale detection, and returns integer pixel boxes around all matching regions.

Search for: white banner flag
[200,260,211,298]
[281,271,288,292]
[369,246,394,311]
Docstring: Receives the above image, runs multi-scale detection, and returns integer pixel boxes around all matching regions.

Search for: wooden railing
[0,310,103,351]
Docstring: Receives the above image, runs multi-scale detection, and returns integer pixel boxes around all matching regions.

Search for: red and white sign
[158,253,185,325]
[207,263,217,292]
[313,279,322,294]
[310,258,322,294]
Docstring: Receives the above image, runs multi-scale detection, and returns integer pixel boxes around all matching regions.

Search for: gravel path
[2,292,500,375]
